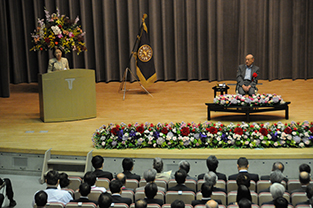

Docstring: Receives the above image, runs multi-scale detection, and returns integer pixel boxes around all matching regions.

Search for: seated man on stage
[236,54,259,96]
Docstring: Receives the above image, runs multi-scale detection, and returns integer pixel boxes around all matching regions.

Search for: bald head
[205,200,218,208]
[116,173,126,185]
[299,171,311,185]
[272,162,284,172]
[245,54,254,67]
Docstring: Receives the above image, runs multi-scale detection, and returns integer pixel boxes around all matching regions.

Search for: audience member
[59,173,70,189]
[198,155,227,182]
[178,160,197,181]
[206,199,218,208]
[228,157,259,182]
[84,171,106,192]
[235,185,252,205]
[259,170,286,193]
[144,183,163,206]
[203,171,226,193]
[299,163,311,173]
[291,171,311,194]
[236,172,251,188]
[261,162,288,183]
[32,170,73,206]
[122,158,141,181]
[153,157,171,182]
[70,183,98,204]
[115,173,134,192]
[34,190,48,208]
[98,192,113,208]
[109,179,132,206]
[191,183,222,206]
[92,155,113,180]
[262,183,286,205]
[136,169,166,192]
[0,176,17,207]
[171,199,185,208]
[274,196,288,208]
[238,198,252,208]
[0,194,4,208]
[168,169,195,193]
[296,184,313,206]
[135,199,147,208]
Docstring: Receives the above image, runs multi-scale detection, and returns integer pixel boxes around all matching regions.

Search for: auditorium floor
[0,80,313,159]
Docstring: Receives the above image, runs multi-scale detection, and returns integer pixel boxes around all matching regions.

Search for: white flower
[299,143,304,147]
[144,130,149,134]
[292,131,296,136]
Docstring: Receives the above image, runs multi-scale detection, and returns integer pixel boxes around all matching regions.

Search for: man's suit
[197,172,227,182]
[290,186,307,194]
[70,197,98,205]
[228,170,259,183]
[191,198,222,206]
[122,171,141,181]
[145,198,164,206]
[136,185,166,193]
[93,169,113,181]
[111,194,132,206]
[260,175,288,183]
[167,184,196,193]
[236,64,259,96]
[296,200,310,206]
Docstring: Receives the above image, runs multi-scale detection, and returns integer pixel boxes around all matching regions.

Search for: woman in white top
[47,47,69,73]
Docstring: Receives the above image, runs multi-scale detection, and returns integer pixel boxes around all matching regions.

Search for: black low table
[205,102,291,122]
[212,85,230,97]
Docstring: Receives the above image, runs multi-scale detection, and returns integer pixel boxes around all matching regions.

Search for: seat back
[110,203,129,208]
[155,179,168,191]
[75,190,103,202]
[261,205,293,208]
[135,190,164,202]
[147,204,162,208]
[228,205,260,208]
[168,179,196,192]
[121,190,134,203]
[139,179,147,187]
[165,191,195,205]
[296,205,311,208]
[291,192,308,207]
[65,202,97,208]
[68,177,82,191]
[258,192,273,206]
[216,180,226,190]
[288,180,301,192]
[125,179,139,190]
[95,178,110,190]
[227,180,256,193]
[227,191,258,205]
[196,191,227,206]
[44,202,66,208]
[257,180,271,194]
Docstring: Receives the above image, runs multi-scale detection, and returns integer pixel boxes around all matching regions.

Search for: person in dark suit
[260,162,288,183]
[228,157,259,183]
[259,170,288,193]
[110,180,132,206]
[236,54,259,96]
[291,171,311,194]
[122,158,141,181]
[34,190,48,208]
[171,200,185,208]
[178,160,197,181]
[299,163,311,173]
[261,183,286,205]
[295,184,313,206]
[168,169,196,193]
[115,173,134,192]
[238,198,252,208]
[203,172,226,193]
[98,192,113,208]
[144,183,163,206]
[198,155,227,182]
[274,197,288,208]
[0,177,17,207]
[70,183,98,205]
[92,155,113,181]
[191,183,222,207]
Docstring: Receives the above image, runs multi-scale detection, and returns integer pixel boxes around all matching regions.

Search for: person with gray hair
[136,169,166,192]
[204,171,226,193]
[262,183,286,205]
[178,160,197,181]
[205,199,218,208]
[259,170,287,193]
[198,155,227,182]
[153,157,171,182]
[261,161,288,183]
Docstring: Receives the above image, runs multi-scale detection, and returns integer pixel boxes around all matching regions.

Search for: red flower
[293,127,297,131]
[55,41,58,45]
[250,125,254,128]
[181,127,190,136]
[128,124,132,127]
[259,128,268,136]
[220,124,224,127]
[44,38,50,43]
[136,126,144,134]
[150,123,154,127]
[161,127,168,134]
[284,127,292,134]
[40,47,43,51]
[58,24,62,28]
[234,127,243,135]
[110,127,119,136]
[208,127,218,134]
[253,72,258,78]
[309,127,313,133]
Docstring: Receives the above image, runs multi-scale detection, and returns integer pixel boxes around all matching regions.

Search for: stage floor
[0,80,313,159]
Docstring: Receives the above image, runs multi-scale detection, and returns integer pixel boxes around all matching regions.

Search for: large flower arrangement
[30,8,86,54]
[92,121,313,149]
[214,94,285,107]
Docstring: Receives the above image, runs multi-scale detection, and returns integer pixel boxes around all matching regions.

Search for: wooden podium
[38,69,97,122]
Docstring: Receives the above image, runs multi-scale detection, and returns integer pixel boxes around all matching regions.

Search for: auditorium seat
[95,178,110,190]
[261,205,293,208]
[74,190,103,202]
[155,179,168,191]
[258,192,290,206]
[227,180,256,193]
[35,202,65,208]
[165,191,195,204]
[139,179,147,187]
[168,179,197,191]
[121,190,135,203]
[125,179,139,190]
[197,180,226,192]
[296,205,311,208]
[227,204,259,208]
[195,205,226,208]
[147,204,162,208]
[110,203,129,208]
[65,202,97,208]
[135,190,165,201]
[68,177,82,191]
[227,191,258,205]
[291,192,308,207]
[288,180,301,192]
[162,204,193,208]
[256,180,271,193]
[196,192,227,206]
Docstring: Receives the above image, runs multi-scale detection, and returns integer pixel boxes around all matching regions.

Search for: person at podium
[47,47,69,73]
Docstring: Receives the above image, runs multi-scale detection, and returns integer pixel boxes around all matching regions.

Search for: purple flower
[153,131,159,139]
[118,130,123,141]
[184,140,190,146]
[271,133,278,141]
[200,133,207,142]
[112,141,117,146]
[293,136,301,143]
[129,131,136,138]
[221,133,227,142]
[157,138,164,145]
[272,97,279,103]
[231,99,238,105]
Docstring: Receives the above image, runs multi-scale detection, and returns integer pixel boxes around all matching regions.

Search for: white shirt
[91,185,106,193]
[32,187,73,207]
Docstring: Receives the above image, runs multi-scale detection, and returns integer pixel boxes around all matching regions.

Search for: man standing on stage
[236,54,259,96]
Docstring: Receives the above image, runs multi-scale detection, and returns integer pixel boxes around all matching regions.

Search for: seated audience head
[84,171,97,186]
[98,192,113,208]
[135,199,147,208]
[92,155,104,169]
[237,157,249,170]
[272,162,285,173]
[45,170,59,186]
[174,169,187,184]
[59,172,70,188]
[178,160,191,174]
[299,163,311,173]
[204,171,217,186]
[306,184,313,205]
[205,199,218,208]
[122,158,134,171]
[144,182,158,199]
[109,179,123,194]
[238,198,252,208]
[270,170,285,184]
[201,182,213,198]
[171,200,185,208]
[270,183,285,199]
[153,157,164,173]
[274,196,288,208]
[35,190,48,208]
[143,168,157,183]
[299,171,311,185]
[206,155,219,172]
[236,172,251,188]
[79,183,91,197]
[236,185,252,203]
[115,173,126,186]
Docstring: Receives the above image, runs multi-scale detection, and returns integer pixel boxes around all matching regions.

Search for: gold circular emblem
[138,44,153,62]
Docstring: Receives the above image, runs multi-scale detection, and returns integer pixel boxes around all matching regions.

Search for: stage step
[40,148,93,184]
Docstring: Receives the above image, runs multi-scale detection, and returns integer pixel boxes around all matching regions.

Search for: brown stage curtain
[0,0,312,97]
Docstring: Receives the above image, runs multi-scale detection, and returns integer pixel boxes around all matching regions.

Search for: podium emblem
[65,78,75,90]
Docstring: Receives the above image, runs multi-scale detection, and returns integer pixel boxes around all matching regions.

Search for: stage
[0,80,313,159]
